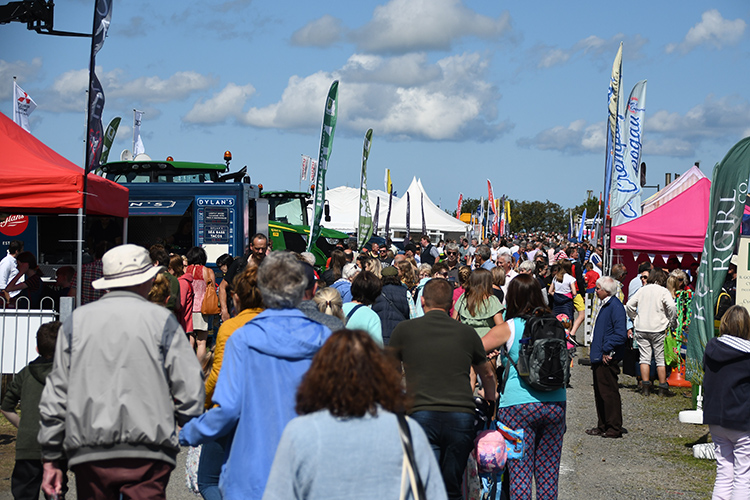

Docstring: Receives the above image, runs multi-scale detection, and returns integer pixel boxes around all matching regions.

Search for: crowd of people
[0,229,748,500]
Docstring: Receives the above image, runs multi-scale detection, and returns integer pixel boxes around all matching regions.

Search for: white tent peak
[323,177,469,239]
[642,165,707,215]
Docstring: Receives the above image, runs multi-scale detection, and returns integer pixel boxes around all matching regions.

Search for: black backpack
[502,308,570,392]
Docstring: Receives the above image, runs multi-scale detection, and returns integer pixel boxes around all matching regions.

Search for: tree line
[451,196,600,234]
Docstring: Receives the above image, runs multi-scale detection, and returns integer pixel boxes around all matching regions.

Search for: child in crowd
[703,305,750,499]
[1,321,68,500]
[584,262,600,293]
[556,313,578,370]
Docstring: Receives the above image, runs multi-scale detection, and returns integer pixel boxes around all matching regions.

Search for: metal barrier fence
[0,295,58,375]
[583,292,600,346]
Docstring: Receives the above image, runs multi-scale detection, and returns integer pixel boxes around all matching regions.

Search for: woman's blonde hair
[398,260,418,289]
[364,257,382,279]
[148,273,171,305]
[667,269,688,298]
[719,305,750,340]
[457,265,472,289]
[313,287,346,323]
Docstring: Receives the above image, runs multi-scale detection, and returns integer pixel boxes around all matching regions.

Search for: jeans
[410,410,476,500]
[198,437,228,500]
[710,424,750,500]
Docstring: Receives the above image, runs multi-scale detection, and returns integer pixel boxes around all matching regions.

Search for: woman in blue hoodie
[703,305,750,500]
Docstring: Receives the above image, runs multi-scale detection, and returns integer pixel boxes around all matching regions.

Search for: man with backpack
[587,276,628,438]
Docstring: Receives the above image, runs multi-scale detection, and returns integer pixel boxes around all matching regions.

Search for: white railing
[0,296,58,374]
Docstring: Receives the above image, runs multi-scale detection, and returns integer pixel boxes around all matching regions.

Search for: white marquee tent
[324,177,470,241]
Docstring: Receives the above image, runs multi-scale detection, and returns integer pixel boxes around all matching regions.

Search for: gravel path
[558,346,715,499]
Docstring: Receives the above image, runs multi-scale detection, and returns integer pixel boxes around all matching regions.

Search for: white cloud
[0,58,43,98]
[647,95,750,139]
[535,34,647,69]
[340,53,442,87]
[184,83,256,124]
[43,68,217,112]
[235,52,510,141]
[290,15,344,47]
[666,10,746,54]
[353,0,512,54]
[517,120,602,154]
[108,71,217,102]
[519,95,750,158]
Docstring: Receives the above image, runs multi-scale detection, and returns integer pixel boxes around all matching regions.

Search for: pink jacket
[178,273,195,333]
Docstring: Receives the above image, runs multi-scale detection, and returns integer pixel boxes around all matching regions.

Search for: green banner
[686,137,750,384]
[307,81,339,252]
[99,116,120,166]
[357,129,374,250]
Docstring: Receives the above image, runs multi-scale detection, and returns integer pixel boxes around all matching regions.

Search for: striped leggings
[497,402,566,500]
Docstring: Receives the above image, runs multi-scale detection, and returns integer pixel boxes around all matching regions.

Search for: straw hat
[92,244,164,290]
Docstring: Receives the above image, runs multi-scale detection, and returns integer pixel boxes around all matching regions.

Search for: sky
[1,0,749,212]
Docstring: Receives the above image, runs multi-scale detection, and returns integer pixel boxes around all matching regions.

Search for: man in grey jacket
[38,244,205,498]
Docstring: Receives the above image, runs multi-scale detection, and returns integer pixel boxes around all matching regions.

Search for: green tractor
[262,190,348,268]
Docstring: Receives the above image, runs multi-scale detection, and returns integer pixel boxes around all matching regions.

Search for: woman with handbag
[185,246,217,368]
[263,329,446,500]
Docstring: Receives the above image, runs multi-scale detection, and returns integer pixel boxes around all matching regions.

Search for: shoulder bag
[397,413,427,500]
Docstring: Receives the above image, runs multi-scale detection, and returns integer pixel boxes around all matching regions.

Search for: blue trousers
[198,437,228,500]
[410,410,476,500]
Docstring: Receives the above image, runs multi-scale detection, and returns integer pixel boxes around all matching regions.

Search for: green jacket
[163,271,181,315]
[1,357,53,460]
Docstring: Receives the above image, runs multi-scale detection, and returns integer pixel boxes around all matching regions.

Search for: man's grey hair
[597,276,618,297]
[518,260,536,274]
[445,241,459,253]
[477,244,491,261]
[498,253,512,264]
[258,251,307,309]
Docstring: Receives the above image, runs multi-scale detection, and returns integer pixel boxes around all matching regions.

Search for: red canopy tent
[0,112,128,217]
[610,177,711,297]
[0,112,129,307]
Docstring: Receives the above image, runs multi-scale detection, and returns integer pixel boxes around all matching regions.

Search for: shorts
[573,294,584,312]
[192,312,209,331]
[635,330,666,366]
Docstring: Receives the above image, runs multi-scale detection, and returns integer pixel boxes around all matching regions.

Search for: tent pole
[123,217,128,244]
[76,208,83,308]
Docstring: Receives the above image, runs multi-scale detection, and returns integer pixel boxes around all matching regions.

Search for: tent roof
[0,112,129,217]
[611,176,710,253]
[324,186,393,233]
[641,165,707,215]
[324,178,469,235]
[387,177,469,233]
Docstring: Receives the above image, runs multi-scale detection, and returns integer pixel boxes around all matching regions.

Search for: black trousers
[592,362,623,435]
[12,459,69,500]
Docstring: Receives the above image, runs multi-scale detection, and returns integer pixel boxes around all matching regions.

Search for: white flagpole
[132,108,136,154]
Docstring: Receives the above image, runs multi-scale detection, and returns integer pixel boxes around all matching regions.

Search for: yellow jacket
[205,307,264,408]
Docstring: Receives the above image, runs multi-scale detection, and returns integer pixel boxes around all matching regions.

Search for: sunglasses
[446,251,458,255]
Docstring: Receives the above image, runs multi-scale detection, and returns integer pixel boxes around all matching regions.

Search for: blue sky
[1,0,748,211]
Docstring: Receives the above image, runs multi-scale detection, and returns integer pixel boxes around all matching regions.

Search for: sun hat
[92,244,164,290]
